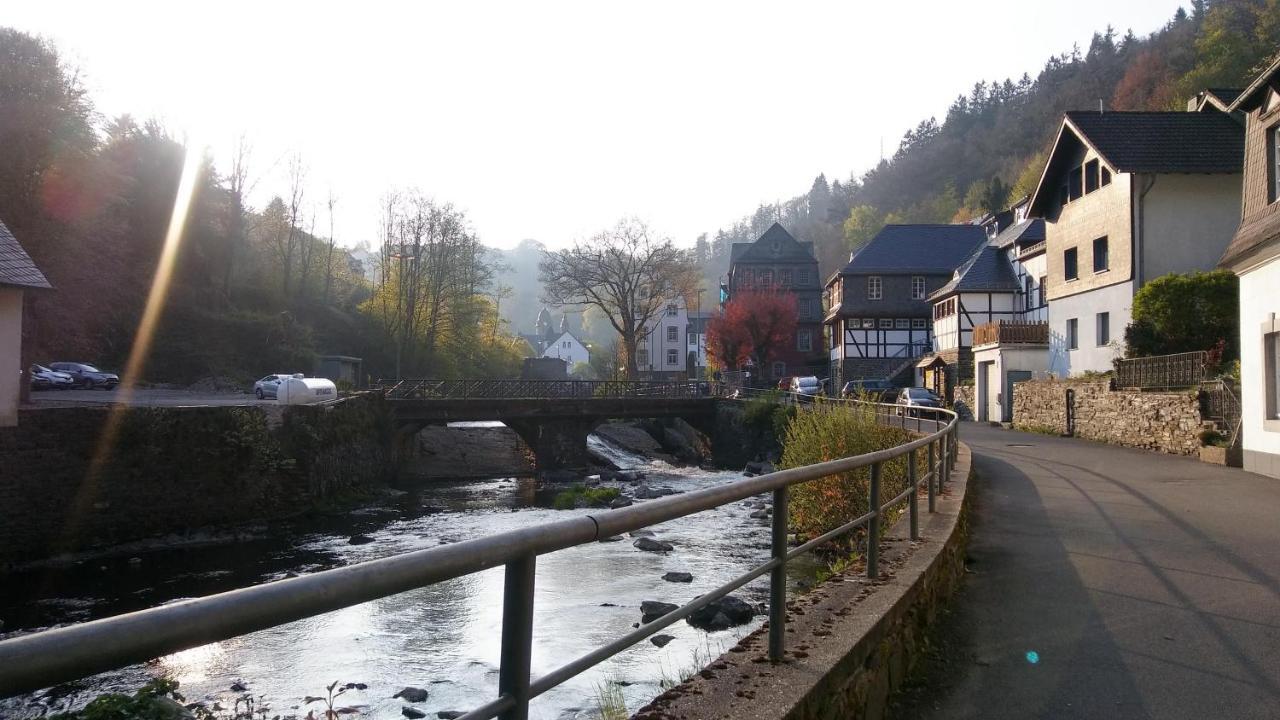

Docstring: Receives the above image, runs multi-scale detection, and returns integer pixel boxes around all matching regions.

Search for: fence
[971,321,1049,347]
[1114,351,1210,390]
[378,379,712,400]
[0,398,959,720]
[1200,379,1243,446]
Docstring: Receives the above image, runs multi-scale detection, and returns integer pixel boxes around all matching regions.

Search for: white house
[637,299,689,379]
[1028,108,1244,375]
[0,219,51,427]
[1220,62,1280,479]
[541,331,590,369]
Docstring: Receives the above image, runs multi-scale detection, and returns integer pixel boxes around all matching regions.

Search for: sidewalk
[891,423,1280,719]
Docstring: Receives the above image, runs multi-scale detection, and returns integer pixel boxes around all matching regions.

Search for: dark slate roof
[1064,111,1243,174]
[1205,87,1243,107]
[838,224,988,276]
[929,245,1021,300]
[991,219,1044,250]
[0,218,50,289]
[730,223,817,264]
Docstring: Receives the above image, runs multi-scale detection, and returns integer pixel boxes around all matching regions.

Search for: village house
[0,219,51,427]
[541,330,590,369]
[1028,107,1244,375]
[824,224,987,391]
[1220,59,1280,480]
[725,223,824,381]
[636,298,689,379]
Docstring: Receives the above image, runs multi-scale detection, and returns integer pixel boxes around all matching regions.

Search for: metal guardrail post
[908,449,918,541]
[768,486,788,662]
[498,556,536,720]
[867,462,881,579]
[927,440,936,513]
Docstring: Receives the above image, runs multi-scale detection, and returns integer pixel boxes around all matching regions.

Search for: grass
[593,677,629,720]
[552,484,621,510]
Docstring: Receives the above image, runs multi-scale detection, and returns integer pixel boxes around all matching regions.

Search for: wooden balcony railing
[972,321,1049,347]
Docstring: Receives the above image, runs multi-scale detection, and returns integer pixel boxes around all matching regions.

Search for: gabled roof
[1228,52,1280,112]
[1200,87,1243,111]
[991,218,1044,250]
[730,223,817,264]
[836,224,988,276]
[929,245,1021,300]
[1029,111,1244,215]
[0,218,50,289]
[547,330,588,349]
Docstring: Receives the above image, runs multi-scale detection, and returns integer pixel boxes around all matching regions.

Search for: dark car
[29,364,75,390]
[841,378,898,402]
[49,362,120,390]
[897,387,942,417]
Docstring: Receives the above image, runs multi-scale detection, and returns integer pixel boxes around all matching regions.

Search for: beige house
[1028,108,1244,375]
[0,219,51,426]
[1220,61,1280,479]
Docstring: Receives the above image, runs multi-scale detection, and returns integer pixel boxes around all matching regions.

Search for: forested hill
[696,0,1280,286]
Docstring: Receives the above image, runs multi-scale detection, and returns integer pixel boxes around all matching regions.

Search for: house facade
[541,331,590,369]
[1029,109,1244,376]
[0,219,51,427]
[726,223,824,380]
[824,224,988,390]
[1220,62,1280,479]
[637,300,689,379]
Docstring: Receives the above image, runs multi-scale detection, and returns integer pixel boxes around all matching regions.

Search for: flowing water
[0,431,809,720]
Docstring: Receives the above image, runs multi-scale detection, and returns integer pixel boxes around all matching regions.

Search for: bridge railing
[376,378,715,400]
[0,398,960,720]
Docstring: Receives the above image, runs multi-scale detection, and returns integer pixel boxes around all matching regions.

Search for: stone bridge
[382,380,719,470]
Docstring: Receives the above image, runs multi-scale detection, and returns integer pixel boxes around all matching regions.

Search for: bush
[553,485,621,509]
[779,403,916,553]
[1124,270,1238,370]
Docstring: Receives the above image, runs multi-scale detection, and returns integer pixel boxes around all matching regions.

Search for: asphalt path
[891,422,1280,720]
[25,388,275,407]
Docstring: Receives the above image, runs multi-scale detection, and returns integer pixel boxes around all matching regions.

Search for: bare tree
[223,134,253,303]
[270,153,306,302]
[539,218,699,378]
[322,189,338,304]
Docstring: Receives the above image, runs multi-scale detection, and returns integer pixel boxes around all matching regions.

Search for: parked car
[776,376,795,391]
[789,375,823,400]
[253,373,303,400]
[49,362,119,390]
[841,378,898,402]
[897,387,943,417]
[29,364,75,391]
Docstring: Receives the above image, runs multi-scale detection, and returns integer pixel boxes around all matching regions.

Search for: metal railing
[378,379,713,400]
[0,398,960,720]
[1114,350,1210,390]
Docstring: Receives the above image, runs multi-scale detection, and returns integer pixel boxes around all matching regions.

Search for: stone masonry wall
[0,394,396,565]
[952,385,975,421]
[1012,379,1204,455]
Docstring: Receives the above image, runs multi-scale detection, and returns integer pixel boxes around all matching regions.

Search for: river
[0,431,810,719]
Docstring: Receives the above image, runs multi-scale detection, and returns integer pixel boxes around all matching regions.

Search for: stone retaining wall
[1011,379,1204,455]
[952,385,975,421]
[0,395,396,566]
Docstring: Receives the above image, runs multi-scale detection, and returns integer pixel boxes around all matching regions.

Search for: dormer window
[1085,159,1099,193]
[1068,166,1083,201]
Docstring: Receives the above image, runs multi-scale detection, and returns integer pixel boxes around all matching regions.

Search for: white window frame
[666,326,678,343]
[797,329,812,352]
[868,275,882,300]
[895,318,910,329]
[912,318,927,329]
[878,318,893,328]
[666,349,679,366]
[911,276,926,300]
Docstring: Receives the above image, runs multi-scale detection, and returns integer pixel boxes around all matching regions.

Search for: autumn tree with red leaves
[706,290,798,374]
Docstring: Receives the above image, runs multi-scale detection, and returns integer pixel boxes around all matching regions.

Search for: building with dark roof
[725,223,823,381]
[1027,105,1243,375]
[823,224,987,389]
[1,218,51,426]
[1220,58,1280,479]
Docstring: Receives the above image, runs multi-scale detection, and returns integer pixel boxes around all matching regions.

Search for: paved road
[25,388,273,407]
[892,423,1280,720]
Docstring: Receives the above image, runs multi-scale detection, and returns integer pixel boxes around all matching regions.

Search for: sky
[8,1,1187,251]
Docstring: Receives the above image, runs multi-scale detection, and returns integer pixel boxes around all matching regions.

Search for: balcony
[1019,240,1046,257]
[973,321,1048,347]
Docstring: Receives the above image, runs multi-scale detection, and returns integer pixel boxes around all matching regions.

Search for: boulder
[609,497,633,509]
[633,537,674,552]
[749,509,770,520]
[651,634,676,648]
[687,595,756,631]
[438,713,464,719]
[662,571,693,583]
[402,709,426,719]
[393,687,429,703]
[662,427,701,463]
[743,461,776,477]
[641,601,678,624]
[348,535,375,545]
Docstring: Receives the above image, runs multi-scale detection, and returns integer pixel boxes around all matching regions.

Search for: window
[666,304,678,316]
[912,318,927,329]
[895,319,910,329]
[1068,166,1083,200]
[1067,318,1078,350]
[666,326,678,342]
[1058,183,1070,206]
[797,269,809,286]
[780,269,793,287]
[879,318,893,328]
[848,319,860,331]
[1023,276,1034,308]
[1093,237,1109,273]
[1085,159,1099,193]
[1038,276,1047,306]
[1096,312,1110,346]
[797,329,812,352]
[637,350,649,366]
[740,269,752,286]
[1101,166,1112,187]
[868,276,882,300]
[911,275,926,299]
[666,349,679,366]
[798,298,811,319]
[1064,248,1078,281]
[1266,331,1280,420]
[862,319,876,328]
[760,269,773,288]
[1272,126,1280,203]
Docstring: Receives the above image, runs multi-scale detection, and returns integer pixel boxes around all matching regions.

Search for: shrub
[553,485,620,509]
[779,403,916,553]
[1124,270,1238,369]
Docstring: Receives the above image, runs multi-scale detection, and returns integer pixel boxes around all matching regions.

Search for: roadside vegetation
[552,485,621,510]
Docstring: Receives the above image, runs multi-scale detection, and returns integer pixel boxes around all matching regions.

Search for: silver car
[253,373,301,400]
[897,387,943,417]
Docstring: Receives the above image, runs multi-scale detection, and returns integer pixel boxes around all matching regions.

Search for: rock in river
[348,534,376,545]
[688,595,756,631]
[633,537,674,552]
[641,601,679,624]
[438,713,464,719]
[651,634,676,648]
[662,571,693,583]
[402,708,426,719]
[394,687,430,703]
[749,509,770,519]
